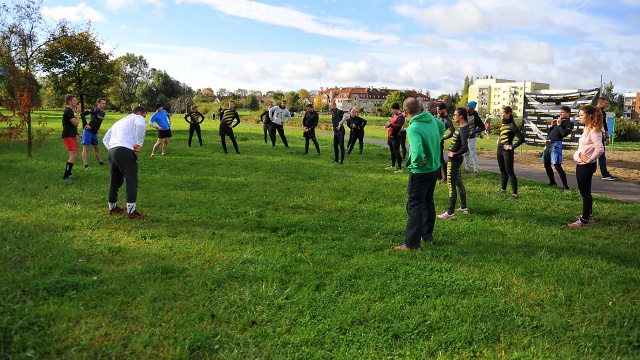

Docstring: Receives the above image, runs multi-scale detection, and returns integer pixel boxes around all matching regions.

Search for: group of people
[395,97,615,250]
[59,94,616,238]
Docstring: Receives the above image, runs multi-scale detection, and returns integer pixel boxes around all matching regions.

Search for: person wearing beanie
[463,101,485,176]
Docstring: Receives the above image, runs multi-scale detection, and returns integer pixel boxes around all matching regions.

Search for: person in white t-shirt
[102,106,148,219]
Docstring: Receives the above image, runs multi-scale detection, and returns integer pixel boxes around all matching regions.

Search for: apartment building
[623,92,640,119]
[468,78,578,116]
[319,86,430,112]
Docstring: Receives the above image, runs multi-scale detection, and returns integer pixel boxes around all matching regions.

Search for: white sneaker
[457,207,469,214]
[438,212,455,219]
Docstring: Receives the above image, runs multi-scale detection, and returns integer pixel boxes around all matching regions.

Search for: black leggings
[219,126,239,153]
[107,147,138,204]
[333,130,345,163]
[263,123,271,144]
[576,162,597,222]
[270,124,289,147]
[304,133,320,154]
[348,129,364,154]
[497,146,518,194]
[439,142,447,180]
[399,131,407,160]
[188,123,202,147]
[447,158,466,214]
[388,138,402,169]
[543,148,568,188]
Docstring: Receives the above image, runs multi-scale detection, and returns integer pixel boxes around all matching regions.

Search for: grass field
[1,110,639,358]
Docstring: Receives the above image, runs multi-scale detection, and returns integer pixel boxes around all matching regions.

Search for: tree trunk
[27,110,33,157]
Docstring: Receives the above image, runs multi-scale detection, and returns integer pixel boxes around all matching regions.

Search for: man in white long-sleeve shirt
[268,99,291,149]
[102,106,148,219]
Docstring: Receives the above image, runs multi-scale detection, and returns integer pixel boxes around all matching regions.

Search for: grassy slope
[0,111,638,359]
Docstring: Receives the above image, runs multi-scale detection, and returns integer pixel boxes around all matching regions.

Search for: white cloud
[104,0,164,13]
[176,0,398,44]
[41,2,106,23]
[333,61,376,83]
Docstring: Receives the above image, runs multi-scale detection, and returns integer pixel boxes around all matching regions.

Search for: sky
[40,0,640,97]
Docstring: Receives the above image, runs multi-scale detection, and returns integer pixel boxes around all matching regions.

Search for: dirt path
[477,149,640,185]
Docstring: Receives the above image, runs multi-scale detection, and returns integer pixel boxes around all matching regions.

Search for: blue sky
[41,0,640,96]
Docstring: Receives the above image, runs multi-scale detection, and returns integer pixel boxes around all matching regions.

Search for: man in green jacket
[395,97,446,251]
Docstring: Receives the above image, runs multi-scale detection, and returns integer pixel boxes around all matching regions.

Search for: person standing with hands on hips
[184,105,205,147]
[495,106,524,201]
[149,103,172,157]
[219,100,241,154]
[268,99,291,149]
[102,106,148,219]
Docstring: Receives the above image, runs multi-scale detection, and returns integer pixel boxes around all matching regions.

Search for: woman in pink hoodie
[569,105,604,227]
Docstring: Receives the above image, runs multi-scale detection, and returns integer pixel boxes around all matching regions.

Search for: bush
[614,118,640,142]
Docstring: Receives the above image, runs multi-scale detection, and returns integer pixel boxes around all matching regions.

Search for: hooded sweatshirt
[405,111,446,173]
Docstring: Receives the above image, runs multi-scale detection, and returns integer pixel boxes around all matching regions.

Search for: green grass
[1,111,639,358]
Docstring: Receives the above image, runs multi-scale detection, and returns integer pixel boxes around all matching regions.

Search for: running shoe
[109,206,127,214]
[576,215,595,222]
[127,211,147,219]
[438,212,455,219]
[568,220,589,227]
[457,207,469,214]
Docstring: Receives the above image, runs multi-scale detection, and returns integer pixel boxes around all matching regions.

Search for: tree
[217,88,227,97]
[313,94,323,110]
[193,87,215,103]
[39,22,115,111]
[245,93,260,112]
[107,53,150,111]
[272,91,285,103]
[380,90,407,116]
[601,80,624,118]
[135,68,193,112]
[457,76,473,108]
[297,88,310,101]
[284,91,300,112]
[0,0,59,157]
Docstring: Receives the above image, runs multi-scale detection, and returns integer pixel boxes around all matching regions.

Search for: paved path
[317,131,640,204]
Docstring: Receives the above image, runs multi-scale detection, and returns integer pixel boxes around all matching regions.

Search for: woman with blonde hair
[184,104,205,147]
[568,105,604,227]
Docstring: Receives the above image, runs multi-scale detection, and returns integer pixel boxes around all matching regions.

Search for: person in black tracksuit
[496,105,525,200]
[302,103,321,156]
[219,101,241,154]
[438,107,469,219]
[543,105,574,191]
[346,108,367,155]
[329,101,346,164]
[436,103,455,183]
[260,108,272,145]
[184,105,205,147]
